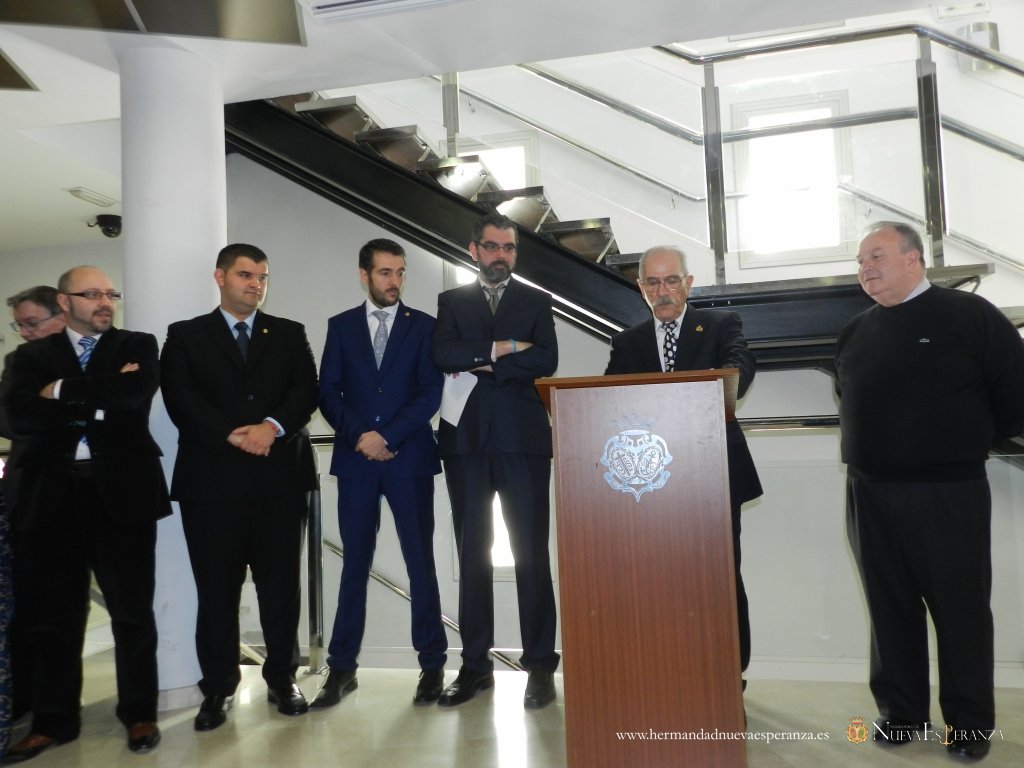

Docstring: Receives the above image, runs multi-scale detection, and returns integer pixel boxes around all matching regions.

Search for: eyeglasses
[640,276,686,292]
[64,290,123,301]
[10,315,58,332]
[476,241,518,255]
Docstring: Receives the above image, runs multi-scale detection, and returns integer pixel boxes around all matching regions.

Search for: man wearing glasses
[4,267,170,761]
[1,286,66,728]
[432,214,560,708]
[605,246,762,688]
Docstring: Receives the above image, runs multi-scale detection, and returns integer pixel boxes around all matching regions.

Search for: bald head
[57,266,119,335]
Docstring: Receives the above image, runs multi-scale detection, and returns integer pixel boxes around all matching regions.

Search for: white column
[119,46,226,709]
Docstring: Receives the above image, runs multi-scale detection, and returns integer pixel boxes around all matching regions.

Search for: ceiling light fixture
[304,0,465,23]
[68,187,118,208]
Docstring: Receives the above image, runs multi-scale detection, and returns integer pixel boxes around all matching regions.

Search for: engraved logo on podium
[600,414,673,502]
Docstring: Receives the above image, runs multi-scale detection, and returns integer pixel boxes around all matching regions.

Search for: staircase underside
[224,100,1003,372]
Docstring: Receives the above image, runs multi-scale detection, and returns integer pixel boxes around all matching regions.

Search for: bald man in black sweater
[835,222,1024,761]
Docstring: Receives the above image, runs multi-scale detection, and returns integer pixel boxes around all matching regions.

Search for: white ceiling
[0,0,939,253]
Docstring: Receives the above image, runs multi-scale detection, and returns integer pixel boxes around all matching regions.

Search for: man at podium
[604,245,763,683]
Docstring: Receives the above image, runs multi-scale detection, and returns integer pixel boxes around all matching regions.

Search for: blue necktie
[235,321,250,361]
[372,310,389,368]
[78,335,96,370]
[78,336,96,449]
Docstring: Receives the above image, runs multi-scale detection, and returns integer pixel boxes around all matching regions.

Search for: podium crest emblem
[600,414,673,502]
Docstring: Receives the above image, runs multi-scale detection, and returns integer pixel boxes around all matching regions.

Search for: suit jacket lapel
[86,329,118,374]
[493,279,525,320]
[52,332,83,378]
[467,282,492,326]
[248,311,270,370]
[639,319,663,371]
[207,309,247,370]
[675,307,706,372]
[378,303,410,376]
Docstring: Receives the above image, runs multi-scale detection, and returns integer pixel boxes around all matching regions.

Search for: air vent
[305,0,464,22]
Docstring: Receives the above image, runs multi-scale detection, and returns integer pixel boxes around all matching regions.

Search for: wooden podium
[537,370,746,768]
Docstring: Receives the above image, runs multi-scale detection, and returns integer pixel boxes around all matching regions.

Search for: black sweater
[835,285,1024,481]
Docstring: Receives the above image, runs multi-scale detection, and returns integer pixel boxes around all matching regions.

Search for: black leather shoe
[873,718,926,745]
[310,668,358,709]
[523,669,556,709]
[3,734,70,763]
[437,668,494,707]
[268,683,309,716]
[194,695,234,731]
[127,722,161,753]
[947,737,992,760]
[413,668,445,705]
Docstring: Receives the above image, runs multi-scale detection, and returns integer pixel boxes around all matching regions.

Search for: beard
[480,260,511,284]
[369,285,400,307]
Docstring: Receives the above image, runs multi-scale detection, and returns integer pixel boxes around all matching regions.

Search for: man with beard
[605,246,762,687]
[4,267,169,761]
[432,214,560,709]
[310,238,447,708]
[161,244,318,730]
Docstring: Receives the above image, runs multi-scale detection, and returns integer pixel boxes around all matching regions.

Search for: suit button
[377,387,383,394]
[374,416,381,423]
[247,394,255,400]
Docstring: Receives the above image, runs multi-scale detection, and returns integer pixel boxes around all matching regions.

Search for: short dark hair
[7,285,60,315]
[865,221,926,266]
[471,214,518,246]
[358,238,406,272]
[217,243,269,271]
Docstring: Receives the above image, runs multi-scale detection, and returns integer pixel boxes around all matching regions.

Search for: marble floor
[8,651,1024,767]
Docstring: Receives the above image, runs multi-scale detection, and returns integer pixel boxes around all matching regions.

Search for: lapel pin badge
[262,328,268,334]
[695,324,704,332]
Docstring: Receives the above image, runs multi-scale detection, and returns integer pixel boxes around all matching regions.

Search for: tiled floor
[8,651,1024,767]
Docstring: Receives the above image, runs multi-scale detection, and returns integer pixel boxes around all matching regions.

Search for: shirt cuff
[265,417,285,438]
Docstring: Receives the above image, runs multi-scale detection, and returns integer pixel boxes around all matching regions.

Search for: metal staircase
[290,94,625,271]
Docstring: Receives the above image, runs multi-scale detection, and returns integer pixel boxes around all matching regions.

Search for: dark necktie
[372,310,389,368]
[78,335,96,370]
[486,285,500,314]
[235,321,250,361]
[662,321,677,372]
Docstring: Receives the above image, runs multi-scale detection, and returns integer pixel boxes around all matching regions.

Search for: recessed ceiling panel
[134,0,304,44]
[0,0,139,31]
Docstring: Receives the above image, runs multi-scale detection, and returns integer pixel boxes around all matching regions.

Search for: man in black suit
[605,245,763,683]
[161,243,318,730]
[312,238,447,708]
[432,214,559,709]
[4,267,169,761]
[2,286,67,724]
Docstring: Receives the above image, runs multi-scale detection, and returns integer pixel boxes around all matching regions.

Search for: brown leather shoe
[4,733,68,763]
[127,722,161,753]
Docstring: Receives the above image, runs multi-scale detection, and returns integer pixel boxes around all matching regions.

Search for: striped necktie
[78,335,96,370]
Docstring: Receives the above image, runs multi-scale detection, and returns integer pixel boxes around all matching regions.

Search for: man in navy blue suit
[311,238,447,707]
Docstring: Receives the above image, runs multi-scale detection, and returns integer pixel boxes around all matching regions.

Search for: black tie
[235,321,250,361]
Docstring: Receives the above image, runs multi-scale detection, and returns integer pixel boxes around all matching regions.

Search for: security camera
[90,214,122,238]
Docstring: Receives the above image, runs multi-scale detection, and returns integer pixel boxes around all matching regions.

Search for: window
[731,93,853,266]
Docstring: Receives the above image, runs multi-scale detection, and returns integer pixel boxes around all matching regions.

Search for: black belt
[71,460,93,478]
